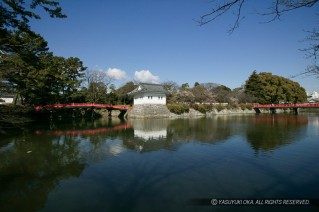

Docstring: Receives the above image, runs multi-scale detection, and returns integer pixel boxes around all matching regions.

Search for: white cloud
[134,70,160,83]
[106,68,127,80]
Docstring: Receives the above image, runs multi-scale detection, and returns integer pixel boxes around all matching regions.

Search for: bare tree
[84,70,114,102]
[197,0,318,33]
[300,29,319,78]
[85,70,113,87]
[197,0,319,78]
[162,81,179,93]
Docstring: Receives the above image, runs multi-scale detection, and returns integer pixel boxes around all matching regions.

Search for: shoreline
[168,108,255,118]
[1,104,318,131]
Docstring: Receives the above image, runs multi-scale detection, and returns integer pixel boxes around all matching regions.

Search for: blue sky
[30,0,319,92]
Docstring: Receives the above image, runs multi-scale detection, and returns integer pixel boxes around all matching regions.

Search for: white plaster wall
[0,97,13,104]
[133,92,166,105]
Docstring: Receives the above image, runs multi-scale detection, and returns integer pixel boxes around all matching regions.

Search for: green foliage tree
[181,83,189,90]
[0,0,66,67]
[2,51,85,104]
[115,81,136,105]
[1,0,66,52]
[245,71,307,104]
[0,0,87,105]
[0,31,49,101]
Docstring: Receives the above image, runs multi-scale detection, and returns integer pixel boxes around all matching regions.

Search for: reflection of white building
[130,119,168,141]
[134,129,167,140]
[307,91,319,103]
[130,119,170,152]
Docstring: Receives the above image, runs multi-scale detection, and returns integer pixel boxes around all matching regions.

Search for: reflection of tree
[35,118,135,163]
[89,153,213,212]
[246,115,308,152]
[167,117,233,144]
[124,137,175,153]
[0,134,86,211]
[124,117,242,152]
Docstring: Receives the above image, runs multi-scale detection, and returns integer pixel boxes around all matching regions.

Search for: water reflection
[167,116,241,144]
[132,119,168,140]
[0,133,86,211]
[126,119,170,152]
[0,114,317,212]
[246,114,308,152]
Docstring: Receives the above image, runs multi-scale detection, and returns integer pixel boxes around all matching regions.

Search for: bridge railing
[35,103,131,111]
[253,103,319,108]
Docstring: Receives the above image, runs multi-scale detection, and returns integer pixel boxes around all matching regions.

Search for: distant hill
[200,82,221,90]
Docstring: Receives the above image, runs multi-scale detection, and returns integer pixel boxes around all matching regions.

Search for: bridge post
[293,108,298,115]
[254,108,261,114]
[118,110,127,119]
[91,107,94,119]
[270,108,276,114]
[108,109,112,117]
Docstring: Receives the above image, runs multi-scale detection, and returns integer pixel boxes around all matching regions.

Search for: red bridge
[253,103,319,114]
[35,103,131,111]
[253,103,319,109]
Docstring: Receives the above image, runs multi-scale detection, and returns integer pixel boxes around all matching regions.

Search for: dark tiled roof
[0,93,14,98]
[128,83,169,95]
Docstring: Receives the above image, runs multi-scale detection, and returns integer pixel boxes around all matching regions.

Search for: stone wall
[129,106,256,119]
[169,108,255,118]
[128,104,171,118]
[207,108,255,116]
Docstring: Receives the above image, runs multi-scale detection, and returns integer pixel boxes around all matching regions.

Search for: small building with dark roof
[128,83,169,105]
[127,83,171,118]
[0,93,14,104]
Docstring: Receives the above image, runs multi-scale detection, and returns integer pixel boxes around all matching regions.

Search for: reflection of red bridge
[253,103,319,114]
[35,123,132,136]
[35,103,131,111]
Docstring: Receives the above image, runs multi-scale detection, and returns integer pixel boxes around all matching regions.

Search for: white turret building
[128,83,171,118]
[307,91,319,103]
[129,83,169,105]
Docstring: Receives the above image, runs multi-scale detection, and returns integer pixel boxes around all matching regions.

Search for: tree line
[163,70,306,106]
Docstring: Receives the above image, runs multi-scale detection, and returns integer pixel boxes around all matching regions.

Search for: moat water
[0,114,319,212]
